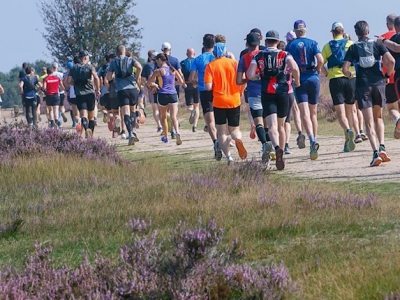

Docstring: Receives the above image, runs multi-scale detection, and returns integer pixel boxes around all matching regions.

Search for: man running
[342,20,395,166]
[51,62,68,125]
[19,66,40,127]
[286,20,324,160]
[107,45,143,145]
[321,22,362,152]
[247,30,300,170]
[66,50,100,137]
[43,67,65,128]
[189,34,222,160]
[205,42,247,164]
[180,48,200,132]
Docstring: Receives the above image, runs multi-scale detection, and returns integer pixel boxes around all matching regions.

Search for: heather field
[1,82,400,299]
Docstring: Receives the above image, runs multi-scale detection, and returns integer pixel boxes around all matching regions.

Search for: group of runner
[9,14,400,169]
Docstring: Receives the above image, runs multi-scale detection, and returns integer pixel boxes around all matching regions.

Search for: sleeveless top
[158,66,176,94]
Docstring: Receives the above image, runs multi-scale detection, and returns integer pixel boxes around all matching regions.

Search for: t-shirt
[322,36,355,80]
[53,71,65,94]
[190,52,215,91]
[108,56,138,92]
[240,45,266,58]
[22,76,38,98]
[237,49,261,98]
[180,58,196,90]
[344,37,387,87]
[286,37,321,80]
[204,57,241,108]
[167,55,180,70]
[70,63,96,96]
[381,30,396,83]
[18,69,26,80]
[390,33,400,72]
[44,75,61,95]
[142,61,156,80]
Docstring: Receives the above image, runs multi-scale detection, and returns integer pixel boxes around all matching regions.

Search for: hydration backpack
[73,64,92,86]
[259,50,287,78]
[355,39,378,68]
[115,57,133,79]
[327,39,347,68]
[180,58,193,81]
[23,76,36,92]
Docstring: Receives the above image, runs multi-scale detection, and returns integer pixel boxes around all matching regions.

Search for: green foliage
[38,0,142,66]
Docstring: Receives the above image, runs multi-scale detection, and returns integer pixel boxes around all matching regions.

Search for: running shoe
[171,130,176,139]
[261,141,273,163]
[275,148,285,171]
[192,126,197,132]
[345,129,356,152]
[296,132,306,149]
[161,135,169,143]
[136,109,146,124]
[370,152,382,167]
[157,127,162,133]
[189,110,196,124]
[214,141,223,161]
[270,151,276,161]
[76,123,82,134]
[343,141,350,153]
[310,141,319,160]
[114,117,121,135]
[121,130,126,140]
[55,120,61,128]
[103,113,107,123]
[61,112,68,123]
[284,145,292,155]
[354,134,363,144]
[112,129,117,138]
[108,116,114,132]
[235,139,247,160]
[394,118,400,139]
[176,133,182,145]
[86,128,93,138]
[360,130,368,141]
[131,132,139,142]
[72,122,76,129]
[128,134,135,146]
[249,124,256,139]
[226,155,234,165]
[379,145,391,162]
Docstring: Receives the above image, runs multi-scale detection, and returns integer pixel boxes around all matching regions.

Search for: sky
[1,0,398,73]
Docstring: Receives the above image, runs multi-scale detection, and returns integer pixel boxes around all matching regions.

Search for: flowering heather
[0,218,295,299]
[386,292,400,300]
[0,122,123,163]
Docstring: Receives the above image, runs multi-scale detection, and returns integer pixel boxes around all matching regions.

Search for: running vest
[355,39,379,68]
[327,39,348,69]
[158,66,176,94]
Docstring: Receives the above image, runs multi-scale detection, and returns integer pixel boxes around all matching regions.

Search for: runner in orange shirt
[204,42,247,164]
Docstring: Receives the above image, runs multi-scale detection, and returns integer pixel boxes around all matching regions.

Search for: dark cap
[108,53,116,59]
[246,33,260,46]
[294,20,307,30]
[250,28,262,36]
[78,50,92,58]
[265,30,280,41]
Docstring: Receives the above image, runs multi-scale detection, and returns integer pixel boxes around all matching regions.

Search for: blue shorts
[295,76,320,105]
[248,96,262,111]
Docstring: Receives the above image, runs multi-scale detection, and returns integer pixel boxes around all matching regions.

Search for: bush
[0,218,296,299]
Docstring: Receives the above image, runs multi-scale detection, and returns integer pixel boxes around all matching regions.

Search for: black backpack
[23,76,36,92]
[73,64,92,86]
[259,50,287,78]
[115,57,133,79]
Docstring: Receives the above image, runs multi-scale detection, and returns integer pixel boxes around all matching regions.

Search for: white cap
[161,42,171,51]
[331,22,344,31]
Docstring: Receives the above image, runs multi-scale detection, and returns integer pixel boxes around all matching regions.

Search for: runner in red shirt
[43,67,65,128]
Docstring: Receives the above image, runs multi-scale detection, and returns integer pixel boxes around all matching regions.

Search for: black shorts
[395,72,400,100]
[356,85,386,109]
[45,94,60,106]
[36,94,41,105]
[184,87,199,106]
[214,106,240,127]
[244,88,249,103]
[199,90,213,115]
[117,89,138,107]
[60,93,65,106]
[285,93,295,123]
[76,93,96,111]
[262,93,289,119]
[157,93,178,106]
[386,83,398,104]
[329,77,355,106]
[99,94,108,107]
[68,96,77,106]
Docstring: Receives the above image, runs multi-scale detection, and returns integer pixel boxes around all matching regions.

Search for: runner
[248,30,300,170]
[43,67,65,128]
[98,55,111,124]
[52,62,67,125]
[66,50,100,137]
[342,20,395,166]
[321,22,361,152]
[180,48,200,132]
[19,66,40,127]
[38,67,49,123]
[215,35,235,59]
[63,58,80,130]
[286,20,324,160]
[142,50,162,132]
[377,16,400,139]
[146,53,186,145]
[205,42,247,164]
[189,34,222,159]
[107,45,142,145]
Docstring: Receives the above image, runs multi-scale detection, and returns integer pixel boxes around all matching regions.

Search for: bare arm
[246,62,258,81]
[174,70,186,88]
[286,57,300,87]
[106,71,114,82]
[92,71,100,97]
[315,53,324,74]
[134,61,142,87]
[65,76,73,90]
[18,81,24,95]
[382,52,395,76]
[204,82,212,91]
[342,61,354,78]
[0,84,4,95]
[377,36,400,52]
[188,70,198,87]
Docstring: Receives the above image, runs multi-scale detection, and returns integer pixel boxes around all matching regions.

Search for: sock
[124,114,132,133]
[374,150,378,155]
[308,134,315,143]
[265,128,271,142]
[380,144,385,149]
[89,120,95,132]
[256,124,267,144]
[275,145,280,151]
[70,110,75,123]
[298,131,303,135]
[50,120,55,127]
[81,117,88,130]
[285,143,289,148]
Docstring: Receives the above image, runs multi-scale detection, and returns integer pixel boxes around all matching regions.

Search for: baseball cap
[151,51,159,60]
[331,22,344,31]
[65,61,73,69]
[161,42,171,50]
[78,50,92,58]
[250,28,262,36]
[294,20,307,30]
[108,53,116,59]
[286,31,296,42]
[246,32,260,46]
[265,30,280,41]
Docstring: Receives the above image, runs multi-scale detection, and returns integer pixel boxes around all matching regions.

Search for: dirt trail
[3,108,400,182]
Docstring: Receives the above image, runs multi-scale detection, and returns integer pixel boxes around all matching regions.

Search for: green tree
[38,0,142,66]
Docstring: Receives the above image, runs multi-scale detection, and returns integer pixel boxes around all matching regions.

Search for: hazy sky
[1,0,398,73]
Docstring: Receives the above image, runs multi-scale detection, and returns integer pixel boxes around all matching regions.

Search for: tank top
[158,66,176,94]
